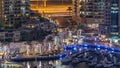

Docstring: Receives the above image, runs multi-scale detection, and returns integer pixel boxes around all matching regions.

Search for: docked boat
[1,60,23,68]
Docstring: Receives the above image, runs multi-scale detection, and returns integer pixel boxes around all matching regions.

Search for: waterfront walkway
[11,54,66,62]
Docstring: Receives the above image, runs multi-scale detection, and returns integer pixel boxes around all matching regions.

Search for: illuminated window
[22,0,25,4]
[111,11,118,13]
[9,5,13,13]
[21,7,25,15]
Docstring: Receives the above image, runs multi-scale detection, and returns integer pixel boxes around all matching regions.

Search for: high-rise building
[110,0,119,37]
[0,0,4,23]
[73,0,97,28]
[73,0,120,37]
[0,0,30,26]
[72,0,79,16]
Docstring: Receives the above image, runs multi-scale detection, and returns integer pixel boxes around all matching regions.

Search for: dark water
[22,61,120,68]
[22,60,70,68]
[2,60,118,68]
[22,60,89,68]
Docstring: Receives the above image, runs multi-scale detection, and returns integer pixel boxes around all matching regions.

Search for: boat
[1,60,23,68]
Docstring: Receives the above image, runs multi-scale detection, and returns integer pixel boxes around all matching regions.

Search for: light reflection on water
[22,61,90,68]
[22,60,71,68]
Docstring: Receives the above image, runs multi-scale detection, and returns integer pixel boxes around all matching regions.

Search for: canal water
[22,61,119,68]
[22,60,88,68]
[22,60,71,68]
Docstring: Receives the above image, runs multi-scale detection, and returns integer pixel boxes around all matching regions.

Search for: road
[31,5,71,13]
[30,1,72,17]
[30,1,73,27]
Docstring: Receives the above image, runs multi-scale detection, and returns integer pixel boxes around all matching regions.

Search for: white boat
[1,60,23,68]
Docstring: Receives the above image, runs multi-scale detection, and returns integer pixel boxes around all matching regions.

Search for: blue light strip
[64,44,120,53]
[59,54,66,60]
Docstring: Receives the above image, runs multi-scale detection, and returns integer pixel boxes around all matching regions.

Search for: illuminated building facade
[0,0,30,25]
[0,0,4,23]
[73,0,120,37]
[72,0,79,16]
[73,0,97,28]
[99,0,120,37]
[110,0,119,37]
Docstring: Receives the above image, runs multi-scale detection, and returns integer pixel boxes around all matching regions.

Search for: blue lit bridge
[61,44,120,68]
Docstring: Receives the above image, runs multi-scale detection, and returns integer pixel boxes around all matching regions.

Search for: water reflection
[26,62,30,68]
[1,60,118,68]
[22,60,70,68]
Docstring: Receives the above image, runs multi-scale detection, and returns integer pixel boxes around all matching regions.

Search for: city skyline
[0,0,120,68]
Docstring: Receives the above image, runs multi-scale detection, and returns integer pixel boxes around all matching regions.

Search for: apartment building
[73,0,120,37]
[0,0,30,25]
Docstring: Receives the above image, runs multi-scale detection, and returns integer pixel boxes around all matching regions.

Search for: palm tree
[67,6,72,16]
